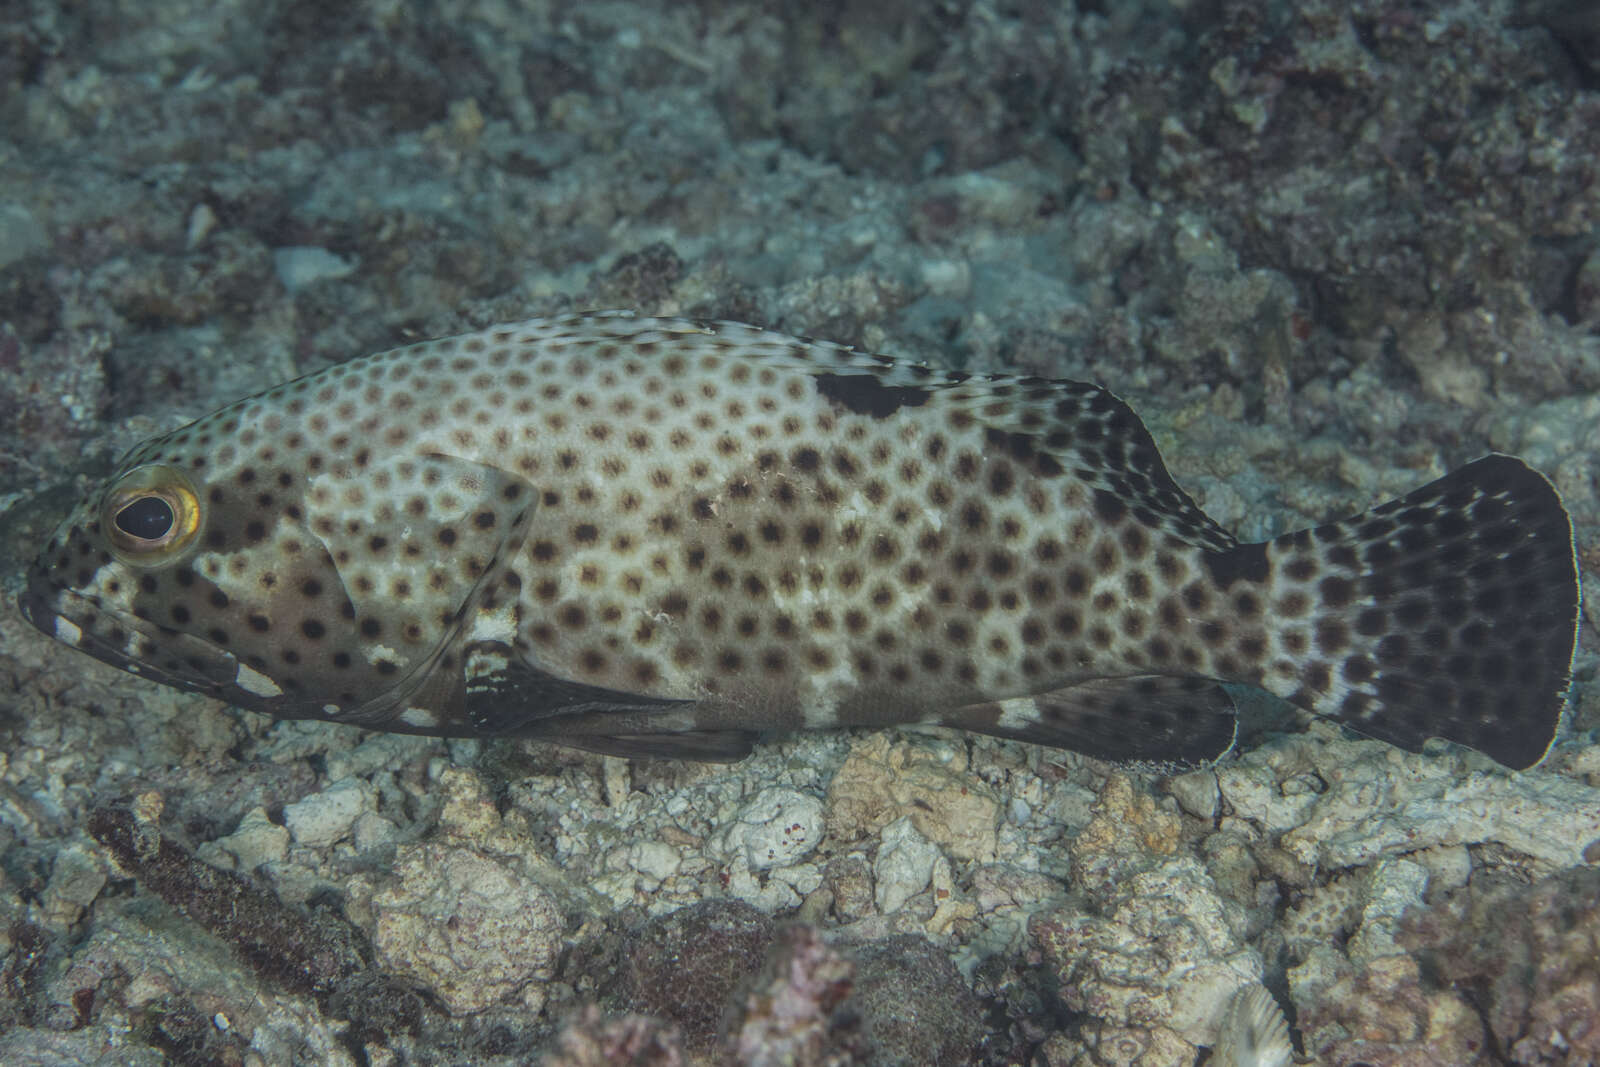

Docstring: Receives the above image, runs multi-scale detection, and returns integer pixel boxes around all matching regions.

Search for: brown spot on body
[1120,524,1148,558]
[1284,555,1319,581]
[1301,663,1331,694]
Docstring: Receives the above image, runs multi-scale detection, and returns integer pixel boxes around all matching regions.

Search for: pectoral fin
[463,644,693,732]
[312,453,537,732]
[461,646,753,759]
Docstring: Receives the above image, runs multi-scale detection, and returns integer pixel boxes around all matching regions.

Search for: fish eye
[114,496,175,540]
[101,465,203,564]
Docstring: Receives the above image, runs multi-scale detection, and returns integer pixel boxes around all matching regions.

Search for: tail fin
[1255,455,1578,770]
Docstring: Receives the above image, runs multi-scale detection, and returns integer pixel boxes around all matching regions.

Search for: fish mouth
[21,565,469,735]
[19,571,408,726]
[18,571,248,703]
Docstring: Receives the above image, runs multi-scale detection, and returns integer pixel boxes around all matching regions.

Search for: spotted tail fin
[1254,455,1578,770]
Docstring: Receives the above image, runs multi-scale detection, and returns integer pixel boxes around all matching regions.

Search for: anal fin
[935,676,1238,770]
[550,730,758,762]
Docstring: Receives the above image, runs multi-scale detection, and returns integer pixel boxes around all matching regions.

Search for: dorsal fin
[688,317,1236,552]
[426,313,1237,553]
[941,379,1237,552]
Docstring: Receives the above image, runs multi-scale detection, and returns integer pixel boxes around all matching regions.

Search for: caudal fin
[1257,455,1578,770]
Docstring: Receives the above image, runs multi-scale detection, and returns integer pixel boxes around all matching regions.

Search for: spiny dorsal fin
[413,313,1238,552]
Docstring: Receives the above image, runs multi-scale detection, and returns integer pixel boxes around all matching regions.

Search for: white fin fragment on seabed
[1211,984,1294,1067]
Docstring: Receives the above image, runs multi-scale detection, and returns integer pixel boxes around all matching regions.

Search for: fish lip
[16,572,240,698]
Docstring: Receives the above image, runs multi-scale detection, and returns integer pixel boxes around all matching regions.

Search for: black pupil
[115,496,175,541]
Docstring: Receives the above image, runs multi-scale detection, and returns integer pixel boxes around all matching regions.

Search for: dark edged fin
[792,343,1238,552]
[1024,386,1240,553]
[553,730,758,762]
[934,676,1238,769]
[463,643,693,734]
[1257,454,1578,770]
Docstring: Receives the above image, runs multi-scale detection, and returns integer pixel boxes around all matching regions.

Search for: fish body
[19,313,1580,768]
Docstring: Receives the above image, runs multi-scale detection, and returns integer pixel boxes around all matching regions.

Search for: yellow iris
[101,465,203,565]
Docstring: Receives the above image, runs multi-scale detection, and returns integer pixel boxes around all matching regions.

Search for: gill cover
[208,452,539,728]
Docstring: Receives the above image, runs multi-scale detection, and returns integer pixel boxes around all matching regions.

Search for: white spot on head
[322,703,341,715]
[53,617,83,647]
[235,663,283,698]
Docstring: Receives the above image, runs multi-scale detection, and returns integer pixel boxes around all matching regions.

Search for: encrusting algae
[19,312,1580,769]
